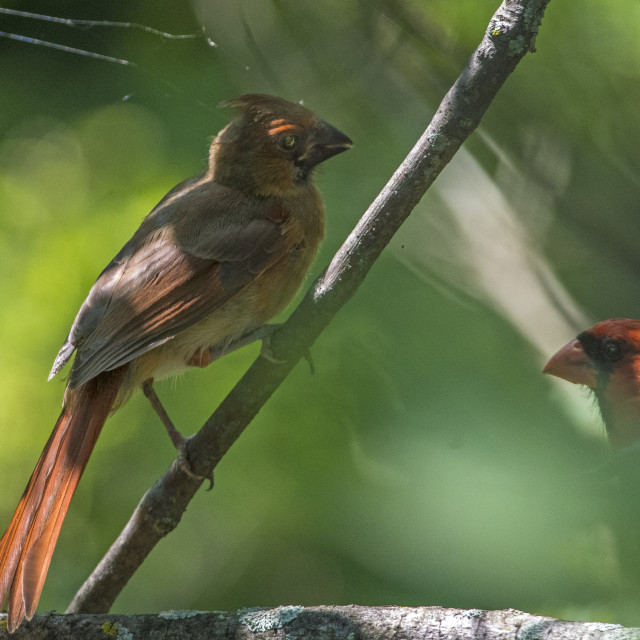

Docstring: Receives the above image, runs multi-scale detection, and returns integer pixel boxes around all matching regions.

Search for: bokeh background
[2,0,640,627]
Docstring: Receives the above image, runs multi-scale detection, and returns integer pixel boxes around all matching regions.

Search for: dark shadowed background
[2,0,640,627]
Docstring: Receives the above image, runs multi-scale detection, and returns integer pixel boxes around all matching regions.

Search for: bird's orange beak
[543,338,597,388]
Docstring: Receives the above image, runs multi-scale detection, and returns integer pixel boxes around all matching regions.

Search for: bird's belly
[123,240,318,391]
[128,293,260,385]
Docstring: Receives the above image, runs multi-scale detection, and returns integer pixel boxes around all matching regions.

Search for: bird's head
[210,94,352,197]
[544,318,640,450]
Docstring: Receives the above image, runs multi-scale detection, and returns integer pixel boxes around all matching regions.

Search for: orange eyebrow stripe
[268,122,297,136]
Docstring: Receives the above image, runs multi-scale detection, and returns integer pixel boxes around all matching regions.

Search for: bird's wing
[52,187,290,388]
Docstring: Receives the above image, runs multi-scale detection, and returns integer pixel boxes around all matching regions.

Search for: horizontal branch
[69,0,552,615]
[4,606,637,640]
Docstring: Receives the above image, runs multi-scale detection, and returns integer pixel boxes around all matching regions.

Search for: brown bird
[0,94,352,631]
[544,318,640,451]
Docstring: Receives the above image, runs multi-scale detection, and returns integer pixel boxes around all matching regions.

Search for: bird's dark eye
[602,339,623,362]
[280,134,298,150]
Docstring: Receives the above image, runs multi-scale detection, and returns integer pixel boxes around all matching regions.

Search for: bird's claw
[258,325,287,364]
[260,339,287,364]
[175,437,214,490]
[259,327,314,373]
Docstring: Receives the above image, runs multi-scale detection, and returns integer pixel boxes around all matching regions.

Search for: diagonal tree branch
[68,0,551,615]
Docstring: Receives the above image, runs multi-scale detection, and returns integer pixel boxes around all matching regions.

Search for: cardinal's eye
[280,134,298,150]
[602,339,623,361]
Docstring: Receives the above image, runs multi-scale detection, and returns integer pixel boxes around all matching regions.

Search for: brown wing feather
[53,182,291,388]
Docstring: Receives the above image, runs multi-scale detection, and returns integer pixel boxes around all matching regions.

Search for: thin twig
[0,31,134,66]
[68,0,551,615]
[0,9,202,39]
[0,9,218,107]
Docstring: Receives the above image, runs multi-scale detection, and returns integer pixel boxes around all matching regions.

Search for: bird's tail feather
[0,368,124,632]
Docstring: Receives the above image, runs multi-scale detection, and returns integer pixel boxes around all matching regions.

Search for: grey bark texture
[4,606,640,640]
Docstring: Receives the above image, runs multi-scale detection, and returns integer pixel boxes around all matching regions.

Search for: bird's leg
[186,324,285,369]
[141,379,213,489]
[217,324,284,364]
[142,379,186,450]
[197,324,315,372]
[212,323,315,372]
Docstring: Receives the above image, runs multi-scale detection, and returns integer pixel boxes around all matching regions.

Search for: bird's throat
[596,385,640,451]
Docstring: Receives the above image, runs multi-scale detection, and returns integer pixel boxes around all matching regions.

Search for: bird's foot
[174,437,214,491]
[259,328,287,364]
[259,326,315,373]
[142,379,213,489]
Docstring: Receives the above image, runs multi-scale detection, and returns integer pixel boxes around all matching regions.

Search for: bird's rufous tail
[0,369,124,632]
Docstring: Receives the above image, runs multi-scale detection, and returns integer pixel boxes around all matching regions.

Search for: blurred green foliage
[2,0,640,628]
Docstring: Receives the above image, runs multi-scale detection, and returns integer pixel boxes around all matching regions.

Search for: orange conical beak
[543,338,597,388]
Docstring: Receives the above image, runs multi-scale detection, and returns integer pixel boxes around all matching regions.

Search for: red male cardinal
[544,318,640,451]
[0,94,352,631]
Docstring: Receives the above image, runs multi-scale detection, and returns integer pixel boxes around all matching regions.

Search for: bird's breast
[251,198,324,322]
[128,192,325,386]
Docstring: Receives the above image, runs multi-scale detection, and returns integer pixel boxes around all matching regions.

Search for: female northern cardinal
[0,94,352,631]
[544,318,640,451]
